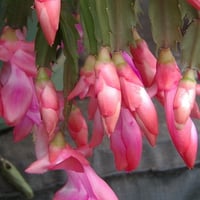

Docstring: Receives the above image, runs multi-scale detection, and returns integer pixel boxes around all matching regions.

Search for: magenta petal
[13,116,33,142]
[1,65,33,125]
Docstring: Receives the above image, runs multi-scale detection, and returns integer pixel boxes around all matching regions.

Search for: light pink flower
[34,0,61,46]
[95,47,121,135]
[110,107,142,171]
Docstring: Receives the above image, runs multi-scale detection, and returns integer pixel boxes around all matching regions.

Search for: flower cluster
[0,0,200,199]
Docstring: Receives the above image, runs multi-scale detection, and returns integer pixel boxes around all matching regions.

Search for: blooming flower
[34,0,61,46]
[26,132,118,200]
[95,47,121,135]
[0,27,41,141]
[110,107,142,171]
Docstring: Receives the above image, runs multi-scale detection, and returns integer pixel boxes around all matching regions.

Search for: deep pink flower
[95,47,121,135]
[187,0,200,9]
[110,107,142,171]
[113,52,158,146]
[34,0,61,45]
[173,69,196,129]
[130,29,157,87]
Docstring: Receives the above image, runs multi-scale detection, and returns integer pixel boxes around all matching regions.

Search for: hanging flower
[95,47,121,135]
[35,67,59,140]
[113,52,158,146]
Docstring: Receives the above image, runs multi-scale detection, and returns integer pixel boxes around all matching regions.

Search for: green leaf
[0,158,34,199]
[181,20,200,69]
[5,0,33,29]
[106,0,139,51]
[149,0,182,49]
[95,0,111,47]
[59,1,78,98]
[35,26,58,67]
[79,0,98,54]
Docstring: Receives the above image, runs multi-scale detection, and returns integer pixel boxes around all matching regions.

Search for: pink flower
[67,103,88,147]
[95,47,121,135]
[110,107,142,171]
[130,29,157,87]
[67,55,96,100]
[173,69,196,129]
[35,67,59,140]
[113,52,158,146]
[187,0,200,9]
[34,0,61,46]
[26,135,118,200]
[165,88,198,168]
[155,48,182,91]
[0,26,37,77]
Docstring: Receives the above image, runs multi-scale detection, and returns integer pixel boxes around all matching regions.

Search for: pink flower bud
[95,47,121,135]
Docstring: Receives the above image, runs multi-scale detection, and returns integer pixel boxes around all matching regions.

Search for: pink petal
[1,65,33,125]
